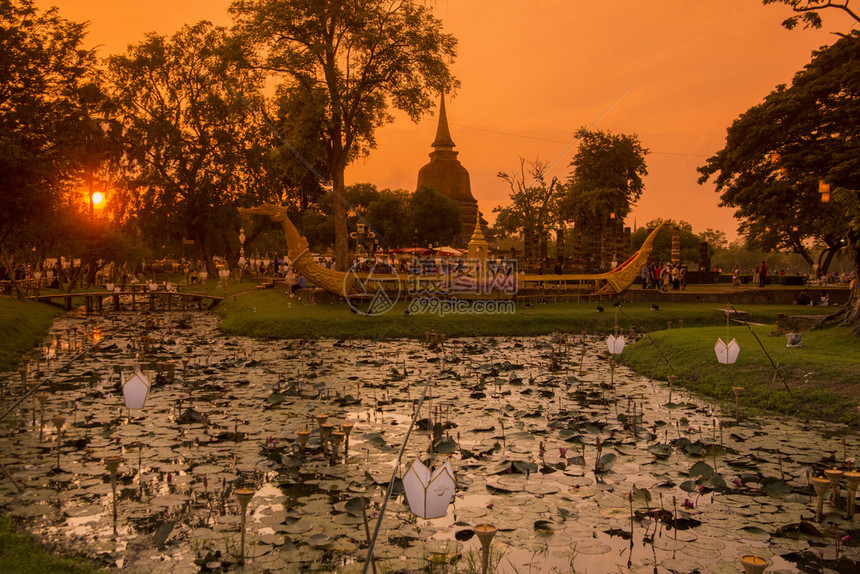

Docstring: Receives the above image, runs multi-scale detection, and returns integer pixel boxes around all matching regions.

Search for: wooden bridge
[27,289,223,313]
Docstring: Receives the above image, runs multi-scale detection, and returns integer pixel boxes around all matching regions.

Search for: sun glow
[91,191,105,206]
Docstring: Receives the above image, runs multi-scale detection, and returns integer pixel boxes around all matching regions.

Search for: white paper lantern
[714,338,740,364]
[606,334,626,355]
[403,458,456,519]
[121,369,150,409]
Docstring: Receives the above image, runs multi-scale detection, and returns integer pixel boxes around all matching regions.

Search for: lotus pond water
[0,310,858,573]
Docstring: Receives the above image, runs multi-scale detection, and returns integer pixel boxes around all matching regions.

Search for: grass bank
[0,515,104,573]
[0,298,63,371]
[619,324,860,425]
[216,289,829,339]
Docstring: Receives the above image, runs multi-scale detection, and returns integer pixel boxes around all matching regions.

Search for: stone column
[671,227,681,265]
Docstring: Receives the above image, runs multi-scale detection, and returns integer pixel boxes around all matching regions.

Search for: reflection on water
[0,311,858,572]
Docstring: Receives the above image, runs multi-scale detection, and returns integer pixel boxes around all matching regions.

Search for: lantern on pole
[606,334,625,355]
[121,369,151,409]
[714,338,740,365]
[403,458,456,519]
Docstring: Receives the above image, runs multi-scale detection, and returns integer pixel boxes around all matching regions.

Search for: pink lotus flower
[559,447,567,458]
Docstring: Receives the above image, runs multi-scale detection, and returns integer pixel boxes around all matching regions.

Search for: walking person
[758,260,767,288]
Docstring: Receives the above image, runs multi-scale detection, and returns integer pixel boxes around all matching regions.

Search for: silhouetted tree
[699,32,860,327]
[107,22,272,271]
[231,0,458,271]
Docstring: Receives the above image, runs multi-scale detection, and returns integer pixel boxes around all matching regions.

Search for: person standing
[641,264,649,289]
[732,265,741,288]
[758,261,767,288]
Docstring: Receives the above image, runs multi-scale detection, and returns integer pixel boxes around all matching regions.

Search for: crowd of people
[639,262,688,291]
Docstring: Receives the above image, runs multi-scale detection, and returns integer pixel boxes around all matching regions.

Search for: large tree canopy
[107,22,273,269]
[230,0,458,270]
[560,128,648,226]
[0,0,99,255]
[699,31,860,326]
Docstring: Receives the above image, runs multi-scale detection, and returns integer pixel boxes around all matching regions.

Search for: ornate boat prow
[241,205,666,299]
[239,204,357,296]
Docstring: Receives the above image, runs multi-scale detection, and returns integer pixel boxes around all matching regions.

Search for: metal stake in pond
[52,415,65,470]
[812,476,831,520]
[104,456,123,535]
[341,422,354,460]
[36,393,48,441]
[19,364,28,395]
[825,468,843,509]
[474,523,497,574]
[578,335,587,376]
[667,375,676,406]
[297,428,310,452]
[330,431,344,464]
[844,471,860,519]
[235,487,255,564]
[732,386,744,424]
[320,423,334,455]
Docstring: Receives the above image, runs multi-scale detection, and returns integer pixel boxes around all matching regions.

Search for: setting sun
[91,191,104,206]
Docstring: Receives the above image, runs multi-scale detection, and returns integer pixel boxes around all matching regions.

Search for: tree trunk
[333,167,348,272]
[523,228,536,271]
[818,244,843,275]
[1,252,25,300]
[819,239,860,331]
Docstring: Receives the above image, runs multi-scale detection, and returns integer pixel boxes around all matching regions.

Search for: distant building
[416,93,480,248]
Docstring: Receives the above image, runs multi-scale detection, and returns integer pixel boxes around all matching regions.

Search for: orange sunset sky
[36,1,857,240]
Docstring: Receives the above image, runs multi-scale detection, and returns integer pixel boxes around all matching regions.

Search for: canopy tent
[432,246,463,257]
[386,247,434,256]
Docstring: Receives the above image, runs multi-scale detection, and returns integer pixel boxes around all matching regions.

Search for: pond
[0,311,858,573]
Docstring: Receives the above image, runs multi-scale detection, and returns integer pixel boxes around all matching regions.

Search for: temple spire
[431,91,456,150]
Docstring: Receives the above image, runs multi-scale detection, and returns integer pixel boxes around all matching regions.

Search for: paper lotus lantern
[714,338,740,365]
[121,369,150,409]
[606,334,626,355]
[403,458,456,519]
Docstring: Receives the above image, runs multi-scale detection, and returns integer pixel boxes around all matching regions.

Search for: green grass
[0,298,63,371]
[0,515,105,573]
[619,324,860,425]
[216,290,829,339]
